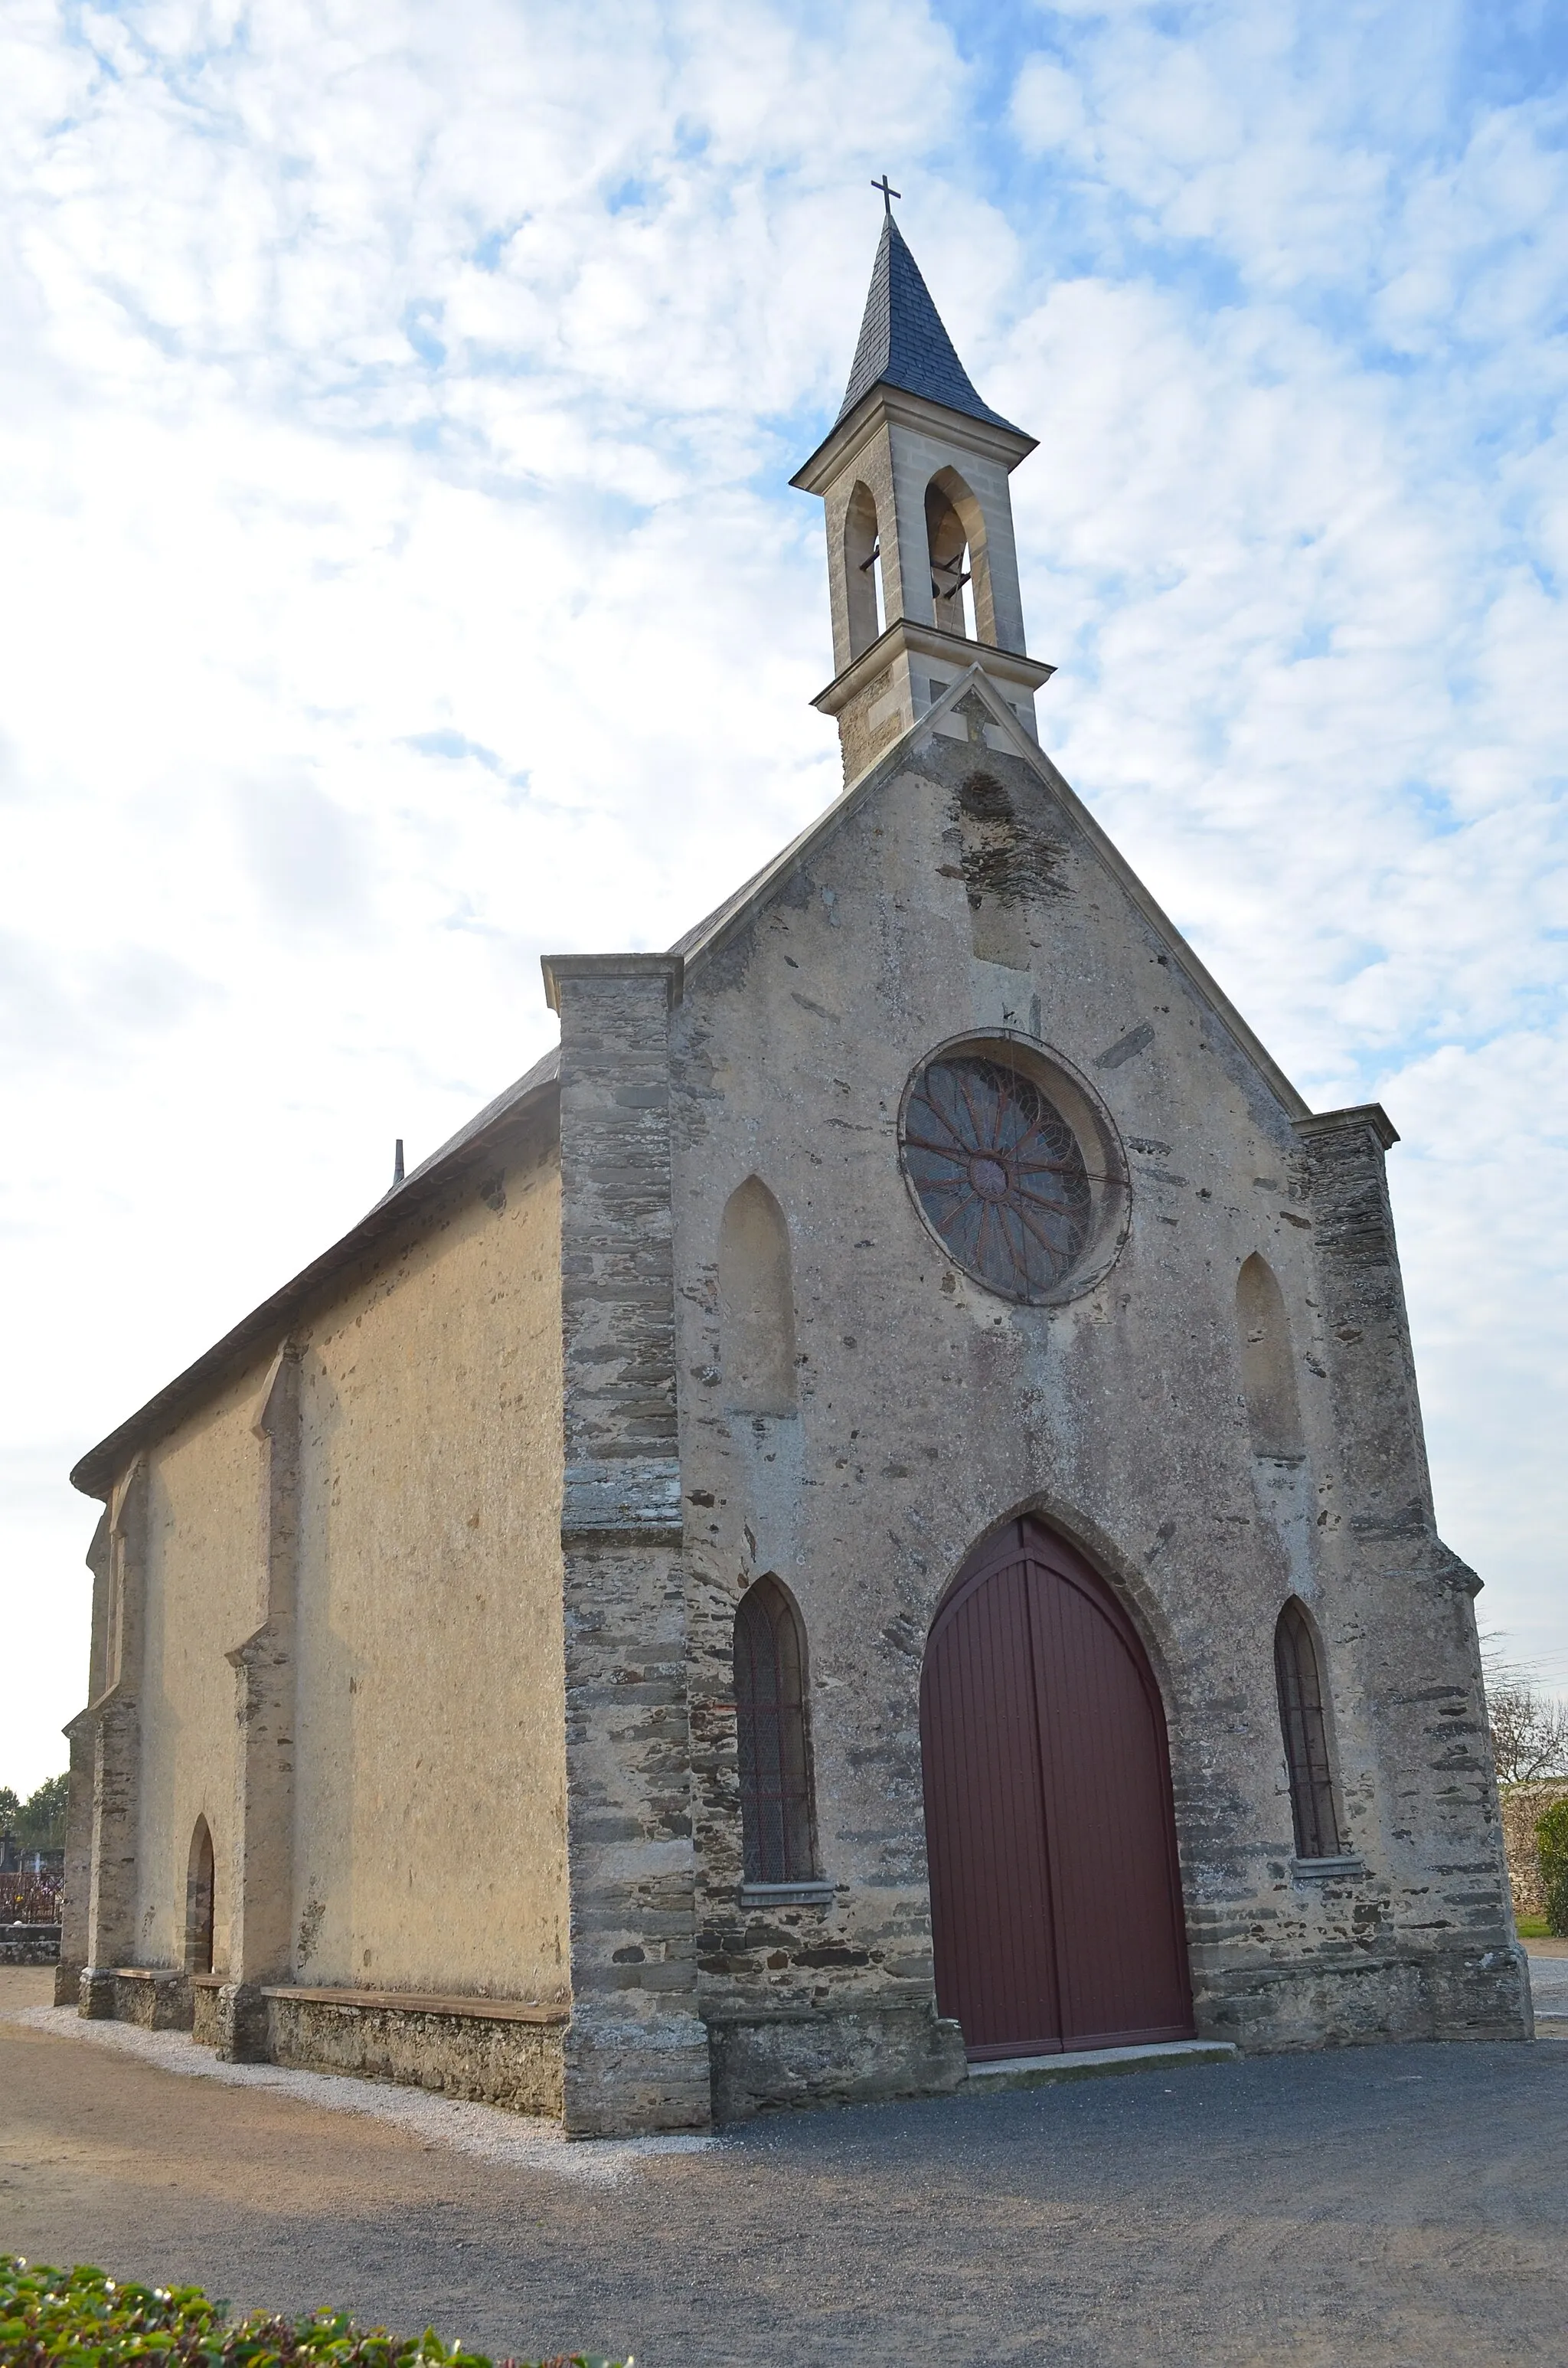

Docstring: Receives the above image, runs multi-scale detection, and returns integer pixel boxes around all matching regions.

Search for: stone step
[966,2037,1239,2092]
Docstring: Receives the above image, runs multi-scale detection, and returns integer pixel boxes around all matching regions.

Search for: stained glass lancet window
[1275,1600,1342,1861]
[902,1054,1092,1301]
[734,1578,815,1886]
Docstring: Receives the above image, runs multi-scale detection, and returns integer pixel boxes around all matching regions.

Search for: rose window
[901,1054,1093,1302]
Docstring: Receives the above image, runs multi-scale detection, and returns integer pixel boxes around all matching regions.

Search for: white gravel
[5,2003,716,2183]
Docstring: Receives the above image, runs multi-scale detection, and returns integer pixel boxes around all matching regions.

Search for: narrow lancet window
[843,481,885,656]
[185,1816,215,1974]
[718,1177,797,1414]
[734,1578,815,1885]
[926,469,988,643]
[1237,1253,1305,1460]
[1275,1601,1341,1860]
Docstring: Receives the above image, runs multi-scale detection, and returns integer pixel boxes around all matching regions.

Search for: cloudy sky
[2,0,1564,1789]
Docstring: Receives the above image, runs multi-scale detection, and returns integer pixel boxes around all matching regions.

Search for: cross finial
[872,174,900,218]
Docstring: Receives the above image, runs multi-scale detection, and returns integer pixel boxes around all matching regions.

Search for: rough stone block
[112,1969,193,2030]
[706,2002,968,2123]
[214,1980,271,2060]
[266,1994,567,2115]
[78,1965,116,2019]
[562,2009,712,2136]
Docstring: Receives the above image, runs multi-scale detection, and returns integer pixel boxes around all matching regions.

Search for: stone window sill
[1292,1854,1366,1881]
[740,1880,835,1910]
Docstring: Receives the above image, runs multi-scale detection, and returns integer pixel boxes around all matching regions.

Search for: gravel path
[5,1966,1567,2366]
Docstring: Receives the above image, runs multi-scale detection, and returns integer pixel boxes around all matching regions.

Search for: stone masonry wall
[665,688,1527,2087]
[70,1091,570,2052]
[550,956,712,2135]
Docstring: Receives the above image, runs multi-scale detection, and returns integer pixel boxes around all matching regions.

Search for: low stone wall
[191,1975,224,2047]
[112,1967,193,2030]
[704,2000,968,2123]
[1501,1782,1568,1922]
[1199,1942,1534,2050]
[262,1987,568,2117]
[0,1922,60,1966]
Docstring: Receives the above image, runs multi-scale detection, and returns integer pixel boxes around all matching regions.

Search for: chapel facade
[58,214,1532,2134]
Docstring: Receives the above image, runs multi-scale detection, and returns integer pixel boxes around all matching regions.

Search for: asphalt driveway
[3,1966,1566,2367]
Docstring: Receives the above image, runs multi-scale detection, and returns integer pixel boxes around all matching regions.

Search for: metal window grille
[1275,1601,1341,1860]
[734,1580,815,1885]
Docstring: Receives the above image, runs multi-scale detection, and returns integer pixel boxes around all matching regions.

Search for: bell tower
[791,195,1053,786]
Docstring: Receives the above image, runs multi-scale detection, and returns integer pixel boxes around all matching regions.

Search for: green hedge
[0,2258,625,2367]
[1540,1797,1568,1938]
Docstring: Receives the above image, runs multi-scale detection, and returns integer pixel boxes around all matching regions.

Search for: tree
[0,1776,69,1850]
[1488,1678,1568,1784]
[1539,1797,1568,1938]
[18,1774,69,1850]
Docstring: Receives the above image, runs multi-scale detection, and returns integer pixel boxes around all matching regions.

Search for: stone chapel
[58,211,1531,2134]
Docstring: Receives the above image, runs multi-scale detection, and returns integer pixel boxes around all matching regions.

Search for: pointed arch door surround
[920,1516,1194,2060]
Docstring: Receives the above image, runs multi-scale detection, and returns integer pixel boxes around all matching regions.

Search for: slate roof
[836,215,1026,437]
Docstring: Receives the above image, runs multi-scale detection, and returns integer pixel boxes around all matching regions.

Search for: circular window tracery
[901,1052,1094,1303]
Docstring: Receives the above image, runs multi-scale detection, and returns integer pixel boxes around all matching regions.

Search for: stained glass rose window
[901,1054,1093,1302]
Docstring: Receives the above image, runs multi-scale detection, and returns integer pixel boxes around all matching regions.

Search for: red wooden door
[920,1516,1192,2059]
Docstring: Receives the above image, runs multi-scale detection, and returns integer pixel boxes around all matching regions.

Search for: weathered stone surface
[83,1467,147,1984]
[706,2001,967,2122]
[551,957,711,2135]
[112,1968,193,2030]
[266,1994,566,2116]
[214,1980,270,2062]
[665,688,1526,2065]
[1200,1941,1532,2049]
[191,1977,224,2048]
[224,1343,301,1990]
[1,1924,60,1966]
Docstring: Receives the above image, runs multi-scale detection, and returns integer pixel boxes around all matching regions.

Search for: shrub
[1540,1796,1568,1938]
[0,2258,626,2367]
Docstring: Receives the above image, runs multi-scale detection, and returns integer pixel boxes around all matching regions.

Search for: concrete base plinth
[967,2038,1237,2092]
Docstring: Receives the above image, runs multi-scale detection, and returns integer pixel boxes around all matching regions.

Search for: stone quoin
[59,208,1531,2134]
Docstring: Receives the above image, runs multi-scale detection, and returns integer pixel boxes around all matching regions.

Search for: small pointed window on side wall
[734,1578,815,1885]
[185,1816,215,1974]
[718,1177,798,1415]
[1275,1601,1341,1861]
[1237,1253,1305,1460]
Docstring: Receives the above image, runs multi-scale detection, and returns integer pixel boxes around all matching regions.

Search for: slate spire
[835,214,1024,436]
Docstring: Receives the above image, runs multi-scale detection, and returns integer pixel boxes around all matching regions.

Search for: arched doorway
[920,1516,1193,2059]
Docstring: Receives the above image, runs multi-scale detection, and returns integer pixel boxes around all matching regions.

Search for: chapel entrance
[920,1515,1193,2059]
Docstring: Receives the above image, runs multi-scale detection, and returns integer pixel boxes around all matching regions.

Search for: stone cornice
[812,617,1054,718]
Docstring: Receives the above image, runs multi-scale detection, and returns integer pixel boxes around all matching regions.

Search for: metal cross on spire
[872,174,901,216]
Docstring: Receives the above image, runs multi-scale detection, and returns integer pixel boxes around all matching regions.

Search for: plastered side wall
[668,711,1519,2051]
[134,1372,270,1972]
[290,1122,567,1999]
